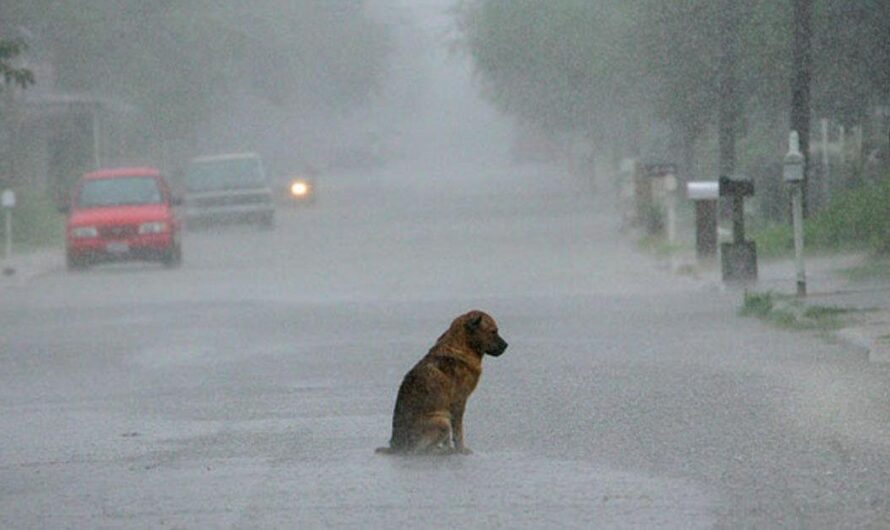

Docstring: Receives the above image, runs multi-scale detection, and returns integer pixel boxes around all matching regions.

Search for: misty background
[3,3,890,527]
[1,0,889,250]
[0,0,514,196]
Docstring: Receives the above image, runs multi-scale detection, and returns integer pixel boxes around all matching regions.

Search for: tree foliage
[457,0,642,136]
[2,1,390,142]
[458,0,889,163]
[0,39,34,89]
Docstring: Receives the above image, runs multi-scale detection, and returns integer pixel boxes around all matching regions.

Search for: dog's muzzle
[488,339,508,357]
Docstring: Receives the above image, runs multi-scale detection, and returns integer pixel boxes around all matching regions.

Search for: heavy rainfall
[1,0,890,528]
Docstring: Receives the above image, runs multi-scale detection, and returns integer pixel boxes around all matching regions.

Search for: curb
[0,248,62,291]
[834,322,890,364]
[650,246,890,364]
[833,327,876,359]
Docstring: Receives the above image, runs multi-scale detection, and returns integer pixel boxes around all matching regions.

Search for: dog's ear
[466,313,483,331]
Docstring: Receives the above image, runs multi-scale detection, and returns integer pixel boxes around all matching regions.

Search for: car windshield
[76,177,162,208]
[185,158,265,192]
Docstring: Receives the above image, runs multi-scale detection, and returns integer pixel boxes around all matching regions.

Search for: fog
[3,1,890,528]
[190,0,514,193]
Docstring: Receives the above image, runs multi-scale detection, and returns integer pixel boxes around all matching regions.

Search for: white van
[184,153,275,228]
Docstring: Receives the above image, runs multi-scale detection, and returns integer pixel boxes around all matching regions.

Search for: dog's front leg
[451,404,472,454]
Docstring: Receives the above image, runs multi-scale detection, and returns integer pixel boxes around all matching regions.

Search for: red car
[64,167,182,270]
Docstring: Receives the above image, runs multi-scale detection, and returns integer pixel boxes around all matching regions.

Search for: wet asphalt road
[3,163,890,528]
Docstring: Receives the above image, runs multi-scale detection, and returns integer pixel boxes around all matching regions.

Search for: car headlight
[138,221,168,234]
[290,181,309,197]
[71,226,98,238]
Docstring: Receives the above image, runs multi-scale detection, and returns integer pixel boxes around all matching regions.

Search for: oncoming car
[278,164,319,206]
[283,176,315,205]
[184,153,275,228]
[64,167,182,270]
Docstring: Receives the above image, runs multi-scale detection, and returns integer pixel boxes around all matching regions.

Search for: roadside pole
[665,171,678,246]
[2,189,15,261]
[686,181,719,261]
[821,118,830,201]
[784,132,806,297]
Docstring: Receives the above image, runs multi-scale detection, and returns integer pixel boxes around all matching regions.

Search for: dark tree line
[0,1,390,165]
[457,0,890,200]
[0,39,33,89]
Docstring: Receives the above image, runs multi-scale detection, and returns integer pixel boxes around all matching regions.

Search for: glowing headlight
[138,221,168,234]
[290,181,309,197]
[71,226,98,238]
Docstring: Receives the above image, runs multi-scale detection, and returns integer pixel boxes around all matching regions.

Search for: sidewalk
[0,248,62,291]
[674,250,890,363]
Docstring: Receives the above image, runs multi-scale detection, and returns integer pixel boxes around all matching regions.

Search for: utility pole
[790,0,812,216]
[718,0,739,178]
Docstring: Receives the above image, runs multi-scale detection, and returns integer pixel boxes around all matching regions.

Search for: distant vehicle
[280,166,318,206]
[183,152,275,228]
[63,167,182,270]
[284,177,315,204]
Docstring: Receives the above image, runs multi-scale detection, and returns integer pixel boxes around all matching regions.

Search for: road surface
[3,162,890,528]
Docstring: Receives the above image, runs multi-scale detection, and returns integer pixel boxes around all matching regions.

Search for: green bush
[753,172,890,257]
[807,178,890,254]
[753,223,794,258]
[740,290,851,330]
[740,290,774,317]
[7,188,64,250]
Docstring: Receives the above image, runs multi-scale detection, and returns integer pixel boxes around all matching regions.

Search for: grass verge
[637,235,689,258]
[753,176,890,258]
[4,188,64,252]
[740,290,854,331]
[840,256,890,282]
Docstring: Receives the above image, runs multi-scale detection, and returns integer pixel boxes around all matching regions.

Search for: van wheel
[259,213,275,230]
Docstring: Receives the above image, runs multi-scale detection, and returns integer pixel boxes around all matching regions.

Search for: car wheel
[162,244,182,268]
[66,253,89,271]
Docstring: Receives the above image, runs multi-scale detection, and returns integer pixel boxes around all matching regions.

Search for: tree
[0,39,34,89]
[0,0,392,179]
[457,0,644,145]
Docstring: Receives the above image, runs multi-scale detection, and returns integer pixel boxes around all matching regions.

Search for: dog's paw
[456,447,473,455]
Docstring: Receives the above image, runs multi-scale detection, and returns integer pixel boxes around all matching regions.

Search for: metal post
[4,209,11,260]
[784,131,806,297]
[665,173,677,245]
[838,125,846,170]
[821,118,830,201]
[694,201,717,259]
[731,195,745,243]
[1,189,14,260]
[687,181,719,260]
[792,183,806,296]
[92,105,102,170]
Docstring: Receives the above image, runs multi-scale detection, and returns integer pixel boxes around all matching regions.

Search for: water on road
[3,163,890,528]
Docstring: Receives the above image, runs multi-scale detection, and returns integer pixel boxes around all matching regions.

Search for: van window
[185,158,266,192]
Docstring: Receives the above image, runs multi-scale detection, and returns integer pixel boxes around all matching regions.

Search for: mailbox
[718,175,754,197]
[686,181,718,201]
[1,189,14,209]
[686,181,719,260]
[718,174,757,282]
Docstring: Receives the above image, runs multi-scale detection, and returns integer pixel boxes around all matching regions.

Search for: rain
[1,1,890,528]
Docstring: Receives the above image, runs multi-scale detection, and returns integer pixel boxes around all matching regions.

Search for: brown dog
[376,310,507,455]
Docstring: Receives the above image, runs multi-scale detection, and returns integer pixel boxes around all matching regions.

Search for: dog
[376,310,507,455]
